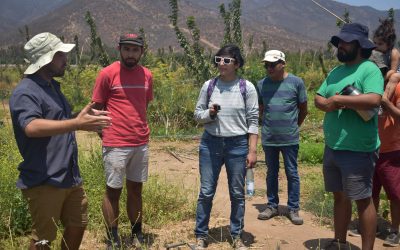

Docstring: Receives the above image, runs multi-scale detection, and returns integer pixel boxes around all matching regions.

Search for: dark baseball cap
[119,33,144,46]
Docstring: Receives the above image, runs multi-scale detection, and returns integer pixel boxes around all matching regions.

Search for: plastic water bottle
[246,168,254,196]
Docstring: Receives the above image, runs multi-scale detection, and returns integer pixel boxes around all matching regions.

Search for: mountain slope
[0,0,399,52]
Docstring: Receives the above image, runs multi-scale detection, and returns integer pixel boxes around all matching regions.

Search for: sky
[334,0,400,11]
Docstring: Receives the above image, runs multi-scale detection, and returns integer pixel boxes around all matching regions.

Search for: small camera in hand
[214,104,221,111]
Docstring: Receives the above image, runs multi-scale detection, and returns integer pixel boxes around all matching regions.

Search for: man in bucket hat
[9,32,111,250]
[256,50,308,226]
[315,23,384,249]
[92,33,153,249]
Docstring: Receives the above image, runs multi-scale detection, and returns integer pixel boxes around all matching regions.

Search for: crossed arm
[314,93,381,112]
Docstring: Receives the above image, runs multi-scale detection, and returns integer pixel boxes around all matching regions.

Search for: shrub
[147,62,200,137]
[299,141,324,165]
[79,142,197,229]
[302,170,334,222]
[0,126,196,241]
[61,65,102,111]
[0,125,30,239]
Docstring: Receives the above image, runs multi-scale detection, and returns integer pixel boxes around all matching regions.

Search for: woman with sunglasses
[193,44,259,250]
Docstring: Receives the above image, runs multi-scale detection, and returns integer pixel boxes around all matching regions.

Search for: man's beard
[49,64,66,77]
[121,56,138,68]
[337,47,358,62]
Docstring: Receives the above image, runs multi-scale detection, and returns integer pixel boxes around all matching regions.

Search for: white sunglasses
[215,56,235,65]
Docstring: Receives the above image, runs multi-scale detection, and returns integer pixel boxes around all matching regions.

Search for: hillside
[0,0,399,52]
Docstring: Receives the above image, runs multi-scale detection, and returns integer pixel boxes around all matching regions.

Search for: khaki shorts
[103,145,149,189]
[22,184,88,242]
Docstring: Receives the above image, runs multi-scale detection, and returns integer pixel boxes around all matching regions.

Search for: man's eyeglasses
[215,56,235,65]
[264,61,281,69]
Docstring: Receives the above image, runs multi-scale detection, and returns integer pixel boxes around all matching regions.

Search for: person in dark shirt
[9,32,111,250]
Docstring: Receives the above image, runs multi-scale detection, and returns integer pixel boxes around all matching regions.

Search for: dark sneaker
[383,230,400,247]
[131,231,145,248]
[232,237,248,250]
[288,210,303,225]
[106,239,121,250]
[348,228,361,237]
[257,206,279,220]
[195,237,208,249]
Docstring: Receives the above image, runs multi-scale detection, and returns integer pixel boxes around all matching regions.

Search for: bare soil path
[78,137,394,250]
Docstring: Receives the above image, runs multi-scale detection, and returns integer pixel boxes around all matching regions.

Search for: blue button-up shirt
[9,74,81,189]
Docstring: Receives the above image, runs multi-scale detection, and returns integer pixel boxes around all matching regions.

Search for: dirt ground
[77,136,394,250]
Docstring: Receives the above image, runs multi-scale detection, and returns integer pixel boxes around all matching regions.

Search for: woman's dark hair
[373,18,396,49]
[213,44,244,68]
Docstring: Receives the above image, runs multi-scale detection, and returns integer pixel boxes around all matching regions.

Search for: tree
[336,9,350,28]
[388,8,395,23]
[219,0,243,51]
[74,35,81,66]
[168,0,212,84]
[84,11,110,67]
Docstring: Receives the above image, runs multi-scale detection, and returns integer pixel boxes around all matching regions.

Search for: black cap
[119,33,144,46]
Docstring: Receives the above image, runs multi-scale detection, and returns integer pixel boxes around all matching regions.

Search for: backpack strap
[239,78,247,104]
[206,77,218,106]
[207,77,247,106]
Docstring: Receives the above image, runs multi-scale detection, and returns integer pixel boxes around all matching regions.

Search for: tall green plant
[388,8,395,22]
[218,0,243,51]
[0,125,30,239]
[73,35,81,66]
[336,9,350,27]
[139,28,148,59]
[18,25,30,43]
[168,0,212,84]
[85,11,110,67]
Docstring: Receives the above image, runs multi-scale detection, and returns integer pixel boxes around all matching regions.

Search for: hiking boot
[131,231,145,248]
[257,206,278,220]
[106,239,121,250]
[383,230,400,247]
[322,239,348,250]
[195,237,208,250]
[232,237,248,250]
[288,210,303,225]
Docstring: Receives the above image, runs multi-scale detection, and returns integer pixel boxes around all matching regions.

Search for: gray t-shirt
[194,78,259,137]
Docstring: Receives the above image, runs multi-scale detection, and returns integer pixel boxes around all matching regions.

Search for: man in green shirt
[315,23,384,250]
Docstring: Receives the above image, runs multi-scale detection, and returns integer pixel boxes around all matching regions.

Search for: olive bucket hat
[24,32,75,75]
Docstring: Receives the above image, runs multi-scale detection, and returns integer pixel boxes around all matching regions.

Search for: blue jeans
[195,131,248,238]
[263,145,300,211]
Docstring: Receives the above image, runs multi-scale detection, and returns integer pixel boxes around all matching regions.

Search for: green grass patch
[299,141,324,165]
[80,146,196,230]
[0,128,196,246]
[301,169,334,225]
